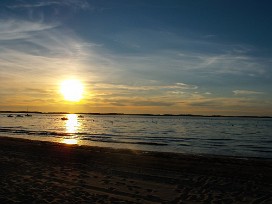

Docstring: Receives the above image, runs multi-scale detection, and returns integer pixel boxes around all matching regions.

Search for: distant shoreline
[0,111,271,118]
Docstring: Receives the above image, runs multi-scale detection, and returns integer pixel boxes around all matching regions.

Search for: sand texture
[0,136,271,203]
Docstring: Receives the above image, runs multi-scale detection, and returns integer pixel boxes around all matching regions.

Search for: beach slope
[0,137,271,203]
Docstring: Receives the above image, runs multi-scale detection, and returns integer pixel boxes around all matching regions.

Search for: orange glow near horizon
[60,79,84,102]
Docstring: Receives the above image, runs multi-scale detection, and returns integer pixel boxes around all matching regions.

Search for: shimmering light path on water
[0,114,271,158]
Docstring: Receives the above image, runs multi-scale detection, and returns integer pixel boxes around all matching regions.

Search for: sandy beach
[0,136,271,203]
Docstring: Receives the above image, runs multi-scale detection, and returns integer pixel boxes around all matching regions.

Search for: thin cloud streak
[98,45,267,89]
[92,82,198,91]
[7,1,61,9]
[7,0,90,10]
[0,19,58,41]
[106,28,268,79]
[233,90,264,95]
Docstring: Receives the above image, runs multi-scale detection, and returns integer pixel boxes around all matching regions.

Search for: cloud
[92,82,198,91]
[105,28,268,80]
[233,90,264,95]
[195,54,266,75]
[0,19,58,41]
[7,1,61,8]
[87,96,177,107]
[84,81,206,109]
[187,97,268,109]
[109,100,175,107]
[175,83,198,89]
[189,100,224,107]
[7,0,89,10]
[0,17,96,67]
[202,34,216,39]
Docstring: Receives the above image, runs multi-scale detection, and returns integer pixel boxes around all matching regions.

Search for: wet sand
[0,136,271,203]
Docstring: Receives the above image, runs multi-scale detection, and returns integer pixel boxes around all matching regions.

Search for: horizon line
[0,111,271,118]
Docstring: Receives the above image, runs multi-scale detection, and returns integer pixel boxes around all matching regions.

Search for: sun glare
[60,79,84,102]
[62,138,78,145]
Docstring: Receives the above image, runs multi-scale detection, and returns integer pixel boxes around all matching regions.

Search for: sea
[0,113,272,158]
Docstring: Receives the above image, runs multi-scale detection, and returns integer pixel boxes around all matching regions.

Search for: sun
[60,79,84,102]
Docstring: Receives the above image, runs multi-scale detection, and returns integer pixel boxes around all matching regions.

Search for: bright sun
[60,79,84,102]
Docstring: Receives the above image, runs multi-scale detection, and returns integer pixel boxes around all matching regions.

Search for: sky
[0,0,271,115]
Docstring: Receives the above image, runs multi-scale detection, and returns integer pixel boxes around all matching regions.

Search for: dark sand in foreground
[0,137,271,203]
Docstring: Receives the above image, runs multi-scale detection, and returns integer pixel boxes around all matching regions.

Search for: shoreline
[1,135,272,161]
[2,134,272,160]
[0,136,271,203]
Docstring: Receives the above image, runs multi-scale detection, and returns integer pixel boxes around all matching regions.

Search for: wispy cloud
[99,98,176,107]
[7,1,61,9]
[92,82,197,92]
[233,90,264,95]
[107,28,268,79]
[7,0,89,10]
[187,97,270,111]
[0,19,58,41]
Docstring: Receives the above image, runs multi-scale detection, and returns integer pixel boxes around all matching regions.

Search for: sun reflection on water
[62,114,81,145]
[65,114,79,133]
[62,138,78,145]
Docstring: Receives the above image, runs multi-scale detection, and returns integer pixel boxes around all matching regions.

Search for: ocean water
[0,113,272,158]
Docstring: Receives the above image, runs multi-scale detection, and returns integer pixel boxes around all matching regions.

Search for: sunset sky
[0,0,271,115]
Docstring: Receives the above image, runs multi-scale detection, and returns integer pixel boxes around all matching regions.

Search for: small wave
[250,149,272,153]
[210,143,226,147]
[236,144,256,148]
[0,128,11,132]
[206,138,234,141]
[1,126,24,129]
[81,137,168,146]
[0,128,72,137]
[130,141,168,146]
[237,144,271,150]
[259,140,272,144]
[178,143,190,146]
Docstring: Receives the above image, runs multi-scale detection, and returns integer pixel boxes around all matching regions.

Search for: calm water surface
[0,114,271,158]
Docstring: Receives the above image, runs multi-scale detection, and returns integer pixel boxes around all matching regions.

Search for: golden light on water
[61,114,80,145]
[62,138,78,145]
[65,114,79,133]
[60,79,84,102]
